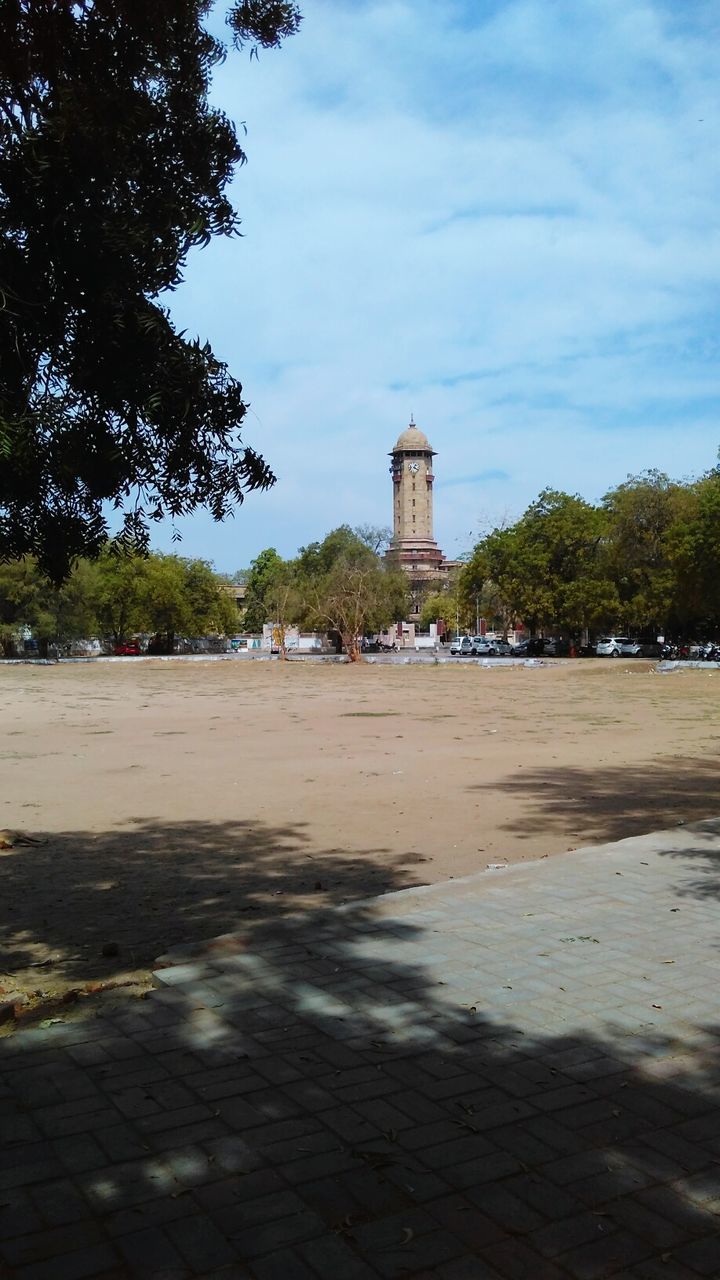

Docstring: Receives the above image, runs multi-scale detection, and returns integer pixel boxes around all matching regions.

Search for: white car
[450,636,473,656]
[595,636,644,657]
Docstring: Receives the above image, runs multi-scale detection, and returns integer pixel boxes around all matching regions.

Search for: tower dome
[392,419,433,453]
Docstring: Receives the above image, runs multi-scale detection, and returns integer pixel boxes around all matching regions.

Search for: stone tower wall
[392,447,434,543]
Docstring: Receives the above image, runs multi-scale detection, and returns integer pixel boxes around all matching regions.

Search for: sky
[152,0,720,572]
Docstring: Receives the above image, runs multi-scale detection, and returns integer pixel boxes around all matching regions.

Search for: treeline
[0,525,409,661]
[455,468,720,638]
[0,548,236,656]
[240,525,408,661]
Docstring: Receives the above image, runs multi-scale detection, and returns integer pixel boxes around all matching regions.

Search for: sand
[1,657,718,1021]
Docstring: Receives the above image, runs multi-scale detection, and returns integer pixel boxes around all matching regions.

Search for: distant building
[223,581,247,619]
[385,418,458,619]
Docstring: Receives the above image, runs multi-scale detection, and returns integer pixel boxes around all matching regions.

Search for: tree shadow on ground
[469,756,720,847]
[0,817,429,1002]
[2,820,720,1277]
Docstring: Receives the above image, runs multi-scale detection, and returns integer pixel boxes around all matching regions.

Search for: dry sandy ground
[1,657,718,1023]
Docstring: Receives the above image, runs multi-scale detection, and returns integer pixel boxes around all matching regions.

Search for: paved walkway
[2,821,720,1279]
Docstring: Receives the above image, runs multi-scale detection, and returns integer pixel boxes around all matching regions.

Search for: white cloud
[155,0,720,570]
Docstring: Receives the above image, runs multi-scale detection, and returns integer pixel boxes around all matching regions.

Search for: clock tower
[387,417,445,575]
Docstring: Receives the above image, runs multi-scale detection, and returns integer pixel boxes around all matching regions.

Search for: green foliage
[242,546,286,632]
[137,552,237,646]
[88,547,149,645]
[666,469,720,630]
[602,471,686,628]
[0,1,300,581]
[296,525,365,580]
[0,558,46,654]
[462,490,618,635]
[291,528,407,658]
[0,555,101,653]
[0,545,236,650]
[419,585,470,634]
[462,467,720,638]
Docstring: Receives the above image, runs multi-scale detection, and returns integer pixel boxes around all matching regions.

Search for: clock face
[408,462,419,473]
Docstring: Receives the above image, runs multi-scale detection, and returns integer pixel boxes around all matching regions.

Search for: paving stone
[250,1247,318,1280]
[101,1192,195,1239]
[53,1133,108,1174]
[1,1220,105,1267]
[556,1229,654,1278]
[628,1258,708,1280]
[260,1126,339,1165]
[420,1131,497,1169]
[426,1194,505,1251]
[503,1171,585,1219]
[11,1241,121,1280]
[165,1214,238,1270]
[481,1236,571,1279]
[230,1206,326,1257]
[606,1198,691,1249]
[298,1232,379,1279]
[435,1257,503,1279]
[5,820,720,1279]
[95,1123,154,1162]
[144,1117,229,1153]
[30,1178,92,1226]
[444,1151,523,1191]
[115,1224,188,1272]
[281,1145,358,1184]
[673,1234,720,1275]
[530,1210,619,1259]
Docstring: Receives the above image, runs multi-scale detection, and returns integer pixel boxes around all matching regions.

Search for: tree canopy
[0,546,236,654]
[239,527,409,659]
[459,467,720,640]
[0,1,301,582]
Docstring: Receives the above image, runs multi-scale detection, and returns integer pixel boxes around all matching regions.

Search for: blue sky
[153,0,720,571]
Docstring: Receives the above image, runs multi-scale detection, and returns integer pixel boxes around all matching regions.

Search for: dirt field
[1,657,718,1023]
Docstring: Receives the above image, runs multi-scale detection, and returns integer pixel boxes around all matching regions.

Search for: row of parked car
[449,635,663,658]
[450,636,516,657]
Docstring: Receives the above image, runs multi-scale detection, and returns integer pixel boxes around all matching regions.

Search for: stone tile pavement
[2,819,720,1278]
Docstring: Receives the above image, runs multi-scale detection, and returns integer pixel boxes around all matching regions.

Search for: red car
[114,642,141,656]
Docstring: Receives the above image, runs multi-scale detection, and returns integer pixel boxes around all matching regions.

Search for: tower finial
[409,412,415,427]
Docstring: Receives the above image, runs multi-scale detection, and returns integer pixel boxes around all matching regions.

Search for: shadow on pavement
[0,817,428,998]
[2,819,720,1277]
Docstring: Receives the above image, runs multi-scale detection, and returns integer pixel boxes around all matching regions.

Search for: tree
[419,584,469,636]
[89,547,150,647]
[264,561,301,657]
[602,471,687,631]
[462,490,618,636]
[242,547,287,632]
[141,553,236,651]
[666,468,720,633]
[296,526,364,580]
[0,558,45,655]
[354,525,393,555]
[300,544,409,661]
[0,1,301,582]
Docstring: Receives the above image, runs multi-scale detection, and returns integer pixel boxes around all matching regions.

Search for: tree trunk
[346,634,362,662]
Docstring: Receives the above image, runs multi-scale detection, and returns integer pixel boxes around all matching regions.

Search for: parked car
[114,642,141,656]
[470,636,498,656]
[489,638,514,656]
[595,636,644,657]
[450,636,473,656]
[512,638,546,657]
